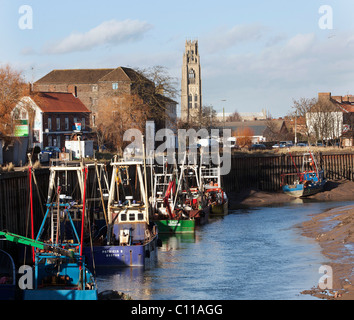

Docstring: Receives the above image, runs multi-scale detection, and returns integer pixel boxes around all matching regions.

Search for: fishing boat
[281,151,327,198]
[171,156,210,228]
[0,249,16,300]
[200,158,228,216]
[151,157,196,234]
[0,164,98,300]
[84,159,158,268]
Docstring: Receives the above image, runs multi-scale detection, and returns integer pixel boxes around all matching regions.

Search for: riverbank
[300,203,354,300]
[229,179,354,208]
[229,179,354,300]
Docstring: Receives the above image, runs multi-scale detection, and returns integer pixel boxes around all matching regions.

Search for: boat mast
[142,135,149,220]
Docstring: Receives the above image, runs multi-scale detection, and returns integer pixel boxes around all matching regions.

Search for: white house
[12,92,91,150]
[306,111,343,141]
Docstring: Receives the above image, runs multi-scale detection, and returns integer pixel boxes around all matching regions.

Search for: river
[95,200,354,300]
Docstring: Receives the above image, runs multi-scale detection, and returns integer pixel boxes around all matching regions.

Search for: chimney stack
[318,92,331,102]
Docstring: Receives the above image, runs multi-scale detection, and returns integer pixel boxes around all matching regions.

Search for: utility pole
[295,111,298,145]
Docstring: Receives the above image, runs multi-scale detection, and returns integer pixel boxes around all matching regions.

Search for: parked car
[296,143,308,147]
[280,141,293,147]
[250,144,266,150]
[272,144,283,149]
[40,146,61,162]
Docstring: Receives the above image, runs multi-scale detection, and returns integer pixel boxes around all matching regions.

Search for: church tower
[181,40,202,123]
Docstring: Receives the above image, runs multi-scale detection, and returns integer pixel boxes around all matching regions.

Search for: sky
[1,0,354,118]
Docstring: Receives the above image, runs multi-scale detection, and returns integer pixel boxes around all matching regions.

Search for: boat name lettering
[168,221,181,226]
[102,249,123,254]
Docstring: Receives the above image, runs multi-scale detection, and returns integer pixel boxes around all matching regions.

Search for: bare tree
[0,65,27,136]
[226,111,241,122]
[307,98,342,144]
[96,93,152,153]
[289,97,317,142]
[134,65,179,129]
[178,105,219,130]
[290,97,317,118]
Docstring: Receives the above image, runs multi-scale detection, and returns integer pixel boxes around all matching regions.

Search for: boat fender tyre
[145,250,150,258]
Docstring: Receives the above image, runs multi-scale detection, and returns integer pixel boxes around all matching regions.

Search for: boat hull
[211,201,228,216]
[155,219,195,234]
[23,289,98,300]
[84,236,158,268]
[282,184,305,198]
[282,181,326,198]
[192,205,210,226]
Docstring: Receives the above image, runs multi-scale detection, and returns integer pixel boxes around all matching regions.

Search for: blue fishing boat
[0,164,98,300]
[0,249,16,300]
[84,159,158,268]
[281,151,327,198]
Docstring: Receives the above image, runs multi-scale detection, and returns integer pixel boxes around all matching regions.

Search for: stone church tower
[181,40,202,122]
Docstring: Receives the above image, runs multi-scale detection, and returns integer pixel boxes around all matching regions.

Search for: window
[138,213,144,221]
[48,118,52,130]
[188,95,192,109]
[65,117,69,130]
[48,136,52,146]
[81,118,85,130]
[112,82,118,90]
[129,213,135,221]
[92,85,98,92]
[33,130,39,143]
[21,110,27,120]
[56,118,60,131]
[121,214,127,221]
[90,98,97,107]
[188,69,195,84]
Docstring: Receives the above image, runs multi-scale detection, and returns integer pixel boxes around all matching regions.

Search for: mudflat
[229,180,354,299]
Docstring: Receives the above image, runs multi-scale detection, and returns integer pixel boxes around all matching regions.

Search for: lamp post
[221,100,227,129]
[295,110,298,145]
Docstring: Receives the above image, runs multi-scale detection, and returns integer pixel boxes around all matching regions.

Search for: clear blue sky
[1,0,354,117]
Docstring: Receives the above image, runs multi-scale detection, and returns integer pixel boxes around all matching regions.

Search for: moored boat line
[0,145,228,299]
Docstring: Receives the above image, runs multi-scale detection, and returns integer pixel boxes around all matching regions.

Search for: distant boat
[281,151,327,198]
[200,158,228,216]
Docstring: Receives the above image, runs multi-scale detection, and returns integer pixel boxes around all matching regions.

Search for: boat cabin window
[119,212,145,222]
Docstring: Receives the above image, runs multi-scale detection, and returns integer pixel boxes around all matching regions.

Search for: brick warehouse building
[33,67,177,129]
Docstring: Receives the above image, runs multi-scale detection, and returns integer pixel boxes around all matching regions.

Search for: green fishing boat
[154,219,195,234]
[150,154,210,234]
